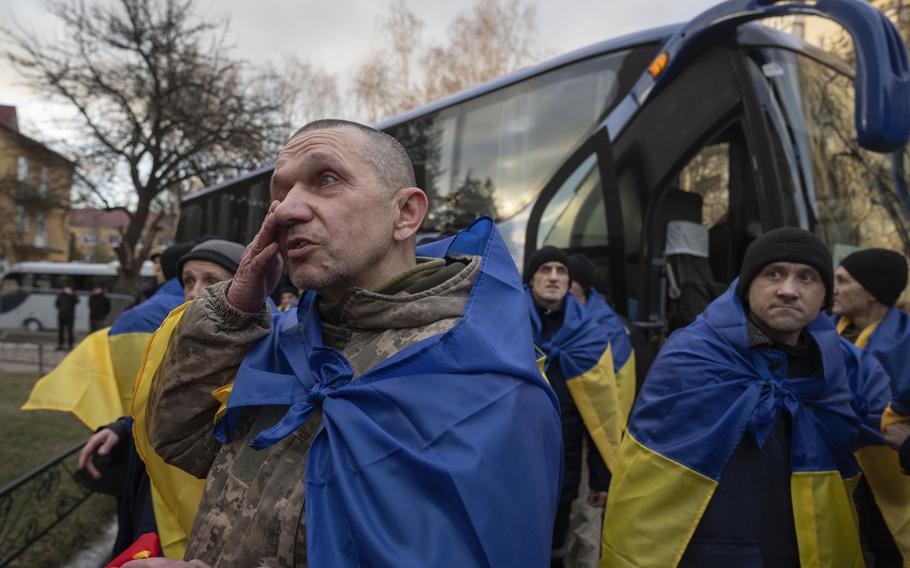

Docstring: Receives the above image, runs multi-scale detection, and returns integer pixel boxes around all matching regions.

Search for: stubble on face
[271,128,398,299]
[747,262,826,342]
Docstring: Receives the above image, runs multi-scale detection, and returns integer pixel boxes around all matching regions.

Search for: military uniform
[147,257,478,567]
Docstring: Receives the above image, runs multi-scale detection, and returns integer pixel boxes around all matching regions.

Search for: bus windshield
[750,44,910,264]
[386,47,654,233]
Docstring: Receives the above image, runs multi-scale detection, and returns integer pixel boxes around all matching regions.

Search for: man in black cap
[524,246,618,567]
[833,248,910,564]
[601,227,891,567]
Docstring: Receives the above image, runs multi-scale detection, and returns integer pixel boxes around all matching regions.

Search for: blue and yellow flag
[584,289,637,426]
[212,218,563,566]
[602,283,868,568]
[837,310,910,563]
[527,289,624,472]
[22,277,185,429]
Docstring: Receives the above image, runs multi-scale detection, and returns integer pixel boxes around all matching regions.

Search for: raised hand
[226,201,285,312]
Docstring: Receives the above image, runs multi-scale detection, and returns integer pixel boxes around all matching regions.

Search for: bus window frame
[525,126,627,310]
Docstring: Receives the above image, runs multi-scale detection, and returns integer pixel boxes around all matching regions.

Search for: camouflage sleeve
[146,280,272,478]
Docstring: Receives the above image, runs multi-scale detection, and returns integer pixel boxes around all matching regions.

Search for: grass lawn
[1,371,117,567]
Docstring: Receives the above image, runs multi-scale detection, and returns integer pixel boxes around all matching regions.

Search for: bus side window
[676,124,757,283]
[1,274,22,293]
[537,152,613,295]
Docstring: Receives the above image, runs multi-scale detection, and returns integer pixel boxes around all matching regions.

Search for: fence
[0,442,92,567]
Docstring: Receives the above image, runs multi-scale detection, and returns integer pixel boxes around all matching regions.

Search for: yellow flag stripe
[22,328,122,430]
[131,302,204,559]
[600,432,717,568]
[791,470,864,568]
[567,344,622,472]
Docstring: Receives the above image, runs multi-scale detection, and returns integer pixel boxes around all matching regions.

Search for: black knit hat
[568,254,595,292]
[178,239,246,280]
[524,246,570,283]
[736,227,833,309]
[840,248,908,307]
[159,241,198,281]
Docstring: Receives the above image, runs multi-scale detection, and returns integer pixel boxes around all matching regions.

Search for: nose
[273,184,315,227]
[776,275,799,298]
[185,281,206,302]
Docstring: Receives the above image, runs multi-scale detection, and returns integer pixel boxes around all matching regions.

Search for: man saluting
[126,120,562,568]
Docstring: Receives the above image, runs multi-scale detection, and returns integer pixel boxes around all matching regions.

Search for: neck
[318,247,417,303]
[851,302,889,331]
[749,313,801,346]
[535,297,562,312]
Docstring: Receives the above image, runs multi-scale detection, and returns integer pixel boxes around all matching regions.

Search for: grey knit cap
[178,239,246,277]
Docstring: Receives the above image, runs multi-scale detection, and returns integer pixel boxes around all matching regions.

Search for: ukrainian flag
[585,289,637,427]
[838,310,910,564]
[602,284,866,568]
[527,290,624,472]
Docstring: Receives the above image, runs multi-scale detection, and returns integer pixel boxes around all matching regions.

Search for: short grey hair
[290,119,417,190]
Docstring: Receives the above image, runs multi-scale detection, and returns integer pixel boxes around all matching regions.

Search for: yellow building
[69,208,177,263]
[0,106,73,263]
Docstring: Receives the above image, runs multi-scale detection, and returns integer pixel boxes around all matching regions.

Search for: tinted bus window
[388,50,634,233]
[756,47,910,303]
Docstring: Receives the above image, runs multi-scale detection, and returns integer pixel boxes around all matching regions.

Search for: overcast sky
[0,0,721,138]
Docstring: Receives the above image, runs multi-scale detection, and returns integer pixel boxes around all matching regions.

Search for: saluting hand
[226,200,285,313]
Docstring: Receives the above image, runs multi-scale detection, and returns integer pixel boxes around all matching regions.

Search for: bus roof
[182,24,680,206]
[1,260,155,277]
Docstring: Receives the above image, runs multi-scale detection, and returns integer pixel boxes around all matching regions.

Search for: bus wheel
[23,319,42,332]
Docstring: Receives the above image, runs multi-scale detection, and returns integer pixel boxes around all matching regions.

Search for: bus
[0,261,156,333]
[176,0,910,344]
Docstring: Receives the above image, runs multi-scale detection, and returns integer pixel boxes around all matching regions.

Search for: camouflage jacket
[146,256,479,568]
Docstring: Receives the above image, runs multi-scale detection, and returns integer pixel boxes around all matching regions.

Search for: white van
[0,261,155,332]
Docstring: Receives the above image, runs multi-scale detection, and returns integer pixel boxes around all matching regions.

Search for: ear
[392,187,428,242]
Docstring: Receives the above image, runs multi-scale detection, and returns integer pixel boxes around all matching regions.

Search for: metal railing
[0,441,91,567]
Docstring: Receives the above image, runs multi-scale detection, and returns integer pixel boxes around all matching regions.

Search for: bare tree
[421,0,539,102]
[353,0,541,122]
[267,56,343,128]
[3,0,289,293]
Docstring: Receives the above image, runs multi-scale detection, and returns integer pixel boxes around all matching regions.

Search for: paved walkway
[0,340,68,374]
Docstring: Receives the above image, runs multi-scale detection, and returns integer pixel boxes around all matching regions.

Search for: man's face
[832,265,875,317]
[530,261,570,309]
[270,128,401,296]
[569,281,588,305]
[747,261,826,336]
[63,286,74,294]
[91,286,102,295]
[280,291,297,306]
[182,260,233,301]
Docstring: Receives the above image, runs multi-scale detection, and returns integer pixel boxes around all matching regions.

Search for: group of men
[25,119,910,567]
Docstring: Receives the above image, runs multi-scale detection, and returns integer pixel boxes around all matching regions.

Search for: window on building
[39,167,49,195]
[34,213,47,247]
[109,234,121,247]
[84,232,98,246]
[16,206,29,234]
[17,156,29,183]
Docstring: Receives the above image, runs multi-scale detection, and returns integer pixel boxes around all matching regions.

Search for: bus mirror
[614,0,910,153]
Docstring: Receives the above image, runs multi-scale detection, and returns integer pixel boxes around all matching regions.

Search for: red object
[106,532,161,567]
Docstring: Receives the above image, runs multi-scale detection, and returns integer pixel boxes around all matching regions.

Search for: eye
[800,272,817,283]
[320,173,338,186]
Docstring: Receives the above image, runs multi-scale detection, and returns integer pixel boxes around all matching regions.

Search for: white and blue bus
[175,0,910,343]
[0,261,156,332]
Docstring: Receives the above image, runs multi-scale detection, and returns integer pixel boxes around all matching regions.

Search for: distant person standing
[56,284,78,350]
[89,285,112,331]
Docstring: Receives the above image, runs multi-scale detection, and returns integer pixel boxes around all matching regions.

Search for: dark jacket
[89,293,112,320]
[535,301,611,501]
[678,324,818,568]
[56,292,79,320]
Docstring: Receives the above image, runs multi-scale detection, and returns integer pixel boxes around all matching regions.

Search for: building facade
[0,106,73,263]
[69,208,177,263]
